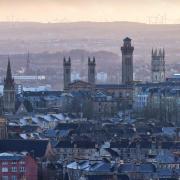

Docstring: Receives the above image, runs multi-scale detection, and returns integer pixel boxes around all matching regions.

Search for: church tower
[88,57,96,85]
[151,48,165,83]
[63,57,71,90]
[0,117,7,139]
[3,58,16,114]
[121,37,134,84]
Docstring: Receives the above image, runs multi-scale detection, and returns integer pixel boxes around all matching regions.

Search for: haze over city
[0,1,179,180]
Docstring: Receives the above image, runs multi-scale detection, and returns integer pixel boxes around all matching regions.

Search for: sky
[0,0,180,24]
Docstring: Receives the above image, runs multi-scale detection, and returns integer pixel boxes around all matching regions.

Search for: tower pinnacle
[151,48,166,83]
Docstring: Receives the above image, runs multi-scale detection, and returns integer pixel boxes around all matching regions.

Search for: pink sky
[0,0,179,23]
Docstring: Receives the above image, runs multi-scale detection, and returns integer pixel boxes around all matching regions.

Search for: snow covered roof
[0,152,24,160]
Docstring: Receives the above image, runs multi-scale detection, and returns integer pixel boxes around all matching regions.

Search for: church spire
[3,57,15,114]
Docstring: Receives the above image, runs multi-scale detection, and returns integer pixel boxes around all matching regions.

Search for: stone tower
[63,57,71,90]
[3,58,16,114]
[151,48,165,83]
[88,57,96,85]
[121,37,134,84]
[0,117,7,139]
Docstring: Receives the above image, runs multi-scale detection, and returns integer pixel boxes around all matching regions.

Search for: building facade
[0,152,38,180]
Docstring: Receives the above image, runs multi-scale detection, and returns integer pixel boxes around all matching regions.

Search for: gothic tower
[151,48,165,83]
[3,58,16,114]
[121,37,134,84]
[0,117,7,139]
[63,57,71,90]
[88,57,96,85]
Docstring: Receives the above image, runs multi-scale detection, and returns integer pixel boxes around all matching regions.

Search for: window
[2,167,8,172]
[11,167,17,172]
[2,176,8,180]
[19,167,25,172]
[12,162,17,165]
[2,162,8,165]
[11,176,17,180]
[19,161,25,165]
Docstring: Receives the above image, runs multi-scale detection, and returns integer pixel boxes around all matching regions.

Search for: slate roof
[21,125,39,133]
[23,91,62,97]
[55,140,96,149]
[105,148,119,157]
[74,141,96,149]
[55,141,74,148]
[67,161,89,170]
[119,163,135,173]
[119,163,156,173]
[96,84,133,89]
[0,153,24,161]
[55,123,79,130]
[69,80,92,86]
[88,162,112,172]
[87,175,113,180]
[0,139,49,158]
[110,141,129,148]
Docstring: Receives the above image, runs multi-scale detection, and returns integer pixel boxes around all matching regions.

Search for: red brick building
[0,152,37,180]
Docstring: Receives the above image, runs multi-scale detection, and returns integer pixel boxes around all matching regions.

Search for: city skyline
[0,1,179,180]
[0,0,180,24]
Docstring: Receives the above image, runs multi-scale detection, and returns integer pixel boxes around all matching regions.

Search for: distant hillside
[0,21,179,83]
[0,22,180,61]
